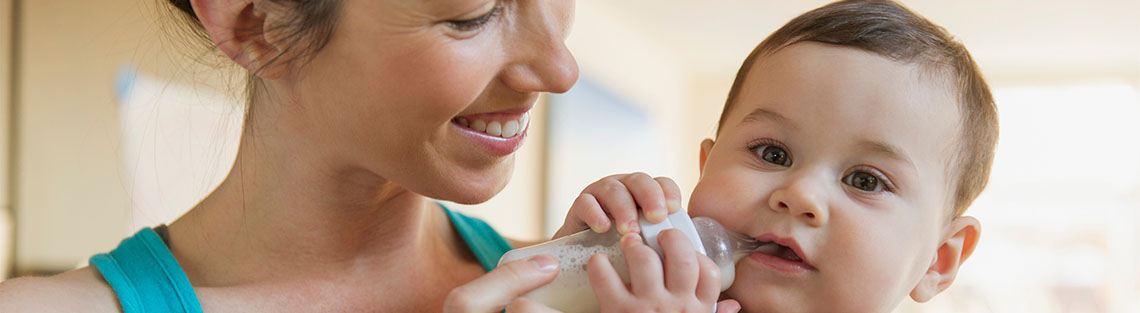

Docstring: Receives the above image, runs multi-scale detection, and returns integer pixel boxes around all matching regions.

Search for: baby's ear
[698,139,715,176]
[910,216,980,302]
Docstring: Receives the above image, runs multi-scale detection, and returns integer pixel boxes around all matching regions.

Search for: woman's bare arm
[0,267,121,313]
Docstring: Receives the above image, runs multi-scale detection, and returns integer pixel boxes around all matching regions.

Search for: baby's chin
[724,280,852,313]
[728,283,911,313]
[724,286,807,313]
[735,298,800,313]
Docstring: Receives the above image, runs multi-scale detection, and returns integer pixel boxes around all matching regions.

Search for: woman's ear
[910,216,981,302]
[190,0,292,79]
[699,138,715,176]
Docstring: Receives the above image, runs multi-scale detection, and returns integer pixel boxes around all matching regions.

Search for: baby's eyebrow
[740,108,800,131]
[855,140,917,172]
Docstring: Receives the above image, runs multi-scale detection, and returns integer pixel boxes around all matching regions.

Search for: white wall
[12,0,228,272]
[538,0,692,236]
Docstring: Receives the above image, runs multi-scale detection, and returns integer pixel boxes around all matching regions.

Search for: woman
[0,0,577,311]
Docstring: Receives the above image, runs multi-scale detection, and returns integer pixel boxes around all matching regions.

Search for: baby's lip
[753,233,814,268]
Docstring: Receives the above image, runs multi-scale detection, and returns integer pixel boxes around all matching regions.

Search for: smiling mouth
[453,112,530,138]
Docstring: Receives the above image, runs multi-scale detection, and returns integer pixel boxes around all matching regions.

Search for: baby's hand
[553,173,682,239]
[588,230,741,313]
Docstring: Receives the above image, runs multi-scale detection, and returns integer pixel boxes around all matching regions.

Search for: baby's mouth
[757,241,805,263]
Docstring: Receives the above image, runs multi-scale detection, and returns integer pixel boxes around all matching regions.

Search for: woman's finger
[659,229,700,293]
[505,297,561,313]
[443,256,559,313]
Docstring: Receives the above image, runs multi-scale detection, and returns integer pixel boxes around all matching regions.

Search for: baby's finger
[587,177,640,234]
[586,253,629,304]
[715,299,742,313]
[694,252,724,304]
[659,229,699,292]
[620,172,668,224]
[654,176,683,214]
[571,193,611,234]
[620,233,665,297]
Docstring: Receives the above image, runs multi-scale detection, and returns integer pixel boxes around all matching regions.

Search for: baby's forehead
[724,43,964,187]
[751,42,957,92]
[733,44,960,127]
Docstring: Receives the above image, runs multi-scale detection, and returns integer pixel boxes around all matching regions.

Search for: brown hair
[163,0,343,104]
[717,0,998,216]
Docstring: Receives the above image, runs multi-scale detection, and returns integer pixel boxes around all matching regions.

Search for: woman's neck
[166,124,481,288]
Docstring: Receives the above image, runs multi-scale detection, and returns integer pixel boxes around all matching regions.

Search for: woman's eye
[843,171,884,192]
[753,145,792,167]
[447,4,502,31]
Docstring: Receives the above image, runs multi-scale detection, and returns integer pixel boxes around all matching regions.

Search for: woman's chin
[441,185,505,205]
[436,173,511,205]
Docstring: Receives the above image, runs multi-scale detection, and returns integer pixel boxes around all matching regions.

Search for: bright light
[896,83,1140,313]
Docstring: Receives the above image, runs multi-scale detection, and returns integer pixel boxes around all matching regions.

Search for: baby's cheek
[826,225,928,311]
[688,178,737,215]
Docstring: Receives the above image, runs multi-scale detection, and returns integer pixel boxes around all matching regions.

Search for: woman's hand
[443,255,562,313]
[554,172,683,239]
[588,230,741,313]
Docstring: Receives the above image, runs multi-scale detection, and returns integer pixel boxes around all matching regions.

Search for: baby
[553,0,998,312]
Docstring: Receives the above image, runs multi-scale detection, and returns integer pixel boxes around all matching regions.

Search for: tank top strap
[90,226,204,313]
[440,203,515,271]
[90,206,509,312]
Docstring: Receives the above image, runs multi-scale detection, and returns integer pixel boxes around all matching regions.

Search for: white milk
[498,210,761,313]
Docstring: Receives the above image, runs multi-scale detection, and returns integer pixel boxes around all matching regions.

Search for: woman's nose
[767,176,829,228]
[499,2,580,94]
[501,40,578,94]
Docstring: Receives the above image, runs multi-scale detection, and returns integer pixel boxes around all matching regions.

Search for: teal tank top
[90,205,513,313]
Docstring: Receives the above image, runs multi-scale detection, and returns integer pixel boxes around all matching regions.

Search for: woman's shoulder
[0,266,121,313]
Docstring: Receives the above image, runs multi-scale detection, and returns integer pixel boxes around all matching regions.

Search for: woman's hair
[163,0,344,105]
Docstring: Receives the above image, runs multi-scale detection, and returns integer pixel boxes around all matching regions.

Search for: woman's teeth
[455,113,529,138]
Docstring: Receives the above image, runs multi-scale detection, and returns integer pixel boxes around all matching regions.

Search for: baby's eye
[752,144,792,167]
[843,171,884,192]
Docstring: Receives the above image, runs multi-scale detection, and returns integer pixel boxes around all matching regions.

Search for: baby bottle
[496,209,763,313]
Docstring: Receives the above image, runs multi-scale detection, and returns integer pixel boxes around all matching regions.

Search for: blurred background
[1,0,1138,312]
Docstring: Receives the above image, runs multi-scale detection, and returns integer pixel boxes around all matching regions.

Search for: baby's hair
[717,0,998,217]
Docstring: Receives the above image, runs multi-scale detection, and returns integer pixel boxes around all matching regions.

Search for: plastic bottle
[497,209,764,313]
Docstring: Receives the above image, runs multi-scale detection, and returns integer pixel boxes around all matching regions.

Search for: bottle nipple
[690,217,774,290]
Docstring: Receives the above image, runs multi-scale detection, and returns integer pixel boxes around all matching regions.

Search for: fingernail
[646,209,665,223]
[616,221,631,234]
[667,199,681,213]
[594,218,611,233]
[528,255,558,272]
[620,233,642,247]
[627,220,640,233]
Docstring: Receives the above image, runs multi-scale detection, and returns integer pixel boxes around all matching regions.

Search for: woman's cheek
[411,53,495,112]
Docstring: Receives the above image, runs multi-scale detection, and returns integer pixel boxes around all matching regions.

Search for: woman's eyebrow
[740,107,799,131]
